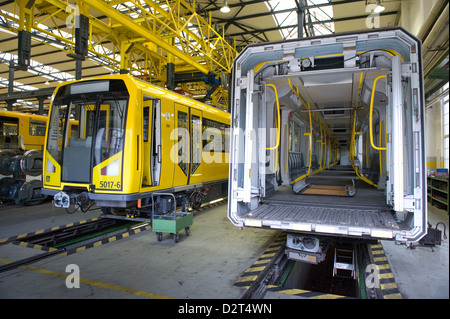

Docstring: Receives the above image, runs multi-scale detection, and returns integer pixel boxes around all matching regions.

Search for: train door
[173,104,203,187]
[61,103,98,183]
[189,108,203,184]
[142,98,161,187]
[173,104,190,187]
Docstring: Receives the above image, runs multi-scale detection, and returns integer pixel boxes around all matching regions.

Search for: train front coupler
[53,191,91,210]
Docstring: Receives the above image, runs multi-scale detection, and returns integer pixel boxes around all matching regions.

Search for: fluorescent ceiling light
[374,0,385,13]
[220,1,230,13]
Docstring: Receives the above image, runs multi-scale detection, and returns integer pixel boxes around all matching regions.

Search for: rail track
[0,217,149,273]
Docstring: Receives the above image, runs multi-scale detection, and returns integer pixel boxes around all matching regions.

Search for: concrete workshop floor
[0,199,448,299]
[381,203,449,299]
[0,200,278,299]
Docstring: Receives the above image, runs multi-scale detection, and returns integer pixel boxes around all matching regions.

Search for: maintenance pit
[279,242,365,299]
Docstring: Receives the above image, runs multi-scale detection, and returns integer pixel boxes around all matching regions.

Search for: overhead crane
[1,0,238,108]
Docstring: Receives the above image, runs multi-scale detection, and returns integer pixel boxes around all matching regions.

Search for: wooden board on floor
[300,185,348,196]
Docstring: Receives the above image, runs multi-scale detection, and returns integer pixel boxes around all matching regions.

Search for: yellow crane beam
[2,0,236,107]
[86,0,210,74]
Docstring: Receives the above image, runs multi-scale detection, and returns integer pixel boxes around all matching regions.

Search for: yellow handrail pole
[286,124,289,173]
[379,121,383,175]
[324,132,327,168]
[317,119,323,170]
[370,75,387,151]
[287,78,308,106]
[265,84,281,150]
[306,102,312,175]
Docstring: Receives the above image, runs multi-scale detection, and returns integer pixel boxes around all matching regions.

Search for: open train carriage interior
[228,28,427,243]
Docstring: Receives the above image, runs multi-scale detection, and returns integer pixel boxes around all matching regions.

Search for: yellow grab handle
[265,84,281,150]
[370,75,387,151]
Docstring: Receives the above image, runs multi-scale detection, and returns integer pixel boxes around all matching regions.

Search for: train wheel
[191,200,202,210]
[19,149,43,176]
[21,180,47,206]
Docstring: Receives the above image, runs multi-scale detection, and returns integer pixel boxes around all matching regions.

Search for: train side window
[202,118,229,153]
[0,116,19,149]
[29,120,46,136]
[0,117,18,137]
[47,104,65,162]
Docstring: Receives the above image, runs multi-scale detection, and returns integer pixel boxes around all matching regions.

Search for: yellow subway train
[0,110,47,151]
[42,74,230,218]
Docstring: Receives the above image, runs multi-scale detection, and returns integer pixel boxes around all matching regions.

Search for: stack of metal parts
[0,149,47,205]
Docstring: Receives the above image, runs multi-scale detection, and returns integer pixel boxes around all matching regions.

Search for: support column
[75,59,82,80]
[166,62,175,90]
[8,61,14,96]
[16,0,34,71]
[120,42,134,74]
[296,0,304,38]
[37,96,45,115]
[297,9,304,38]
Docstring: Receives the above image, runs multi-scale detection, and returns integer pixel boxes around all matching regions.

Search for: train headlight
[101,159,119,176]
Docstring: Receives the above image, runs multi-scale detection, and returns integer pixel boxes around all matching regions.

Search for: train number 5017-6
[99,181,121,189]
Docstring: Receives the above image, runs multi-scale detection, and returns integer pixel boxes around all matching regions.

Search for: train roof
[0,109,48,121]
[52,74,230,120]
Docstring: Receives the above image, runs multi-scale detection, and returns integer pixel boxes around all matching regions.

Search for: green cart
[151,193,193,243]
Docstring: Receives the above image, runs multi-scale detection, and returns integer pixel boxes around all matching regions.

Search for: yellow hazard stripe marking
[373,256,387,262]
[233,233,285,287]
[370,242,402,299]
[259,252,276,259]
[377,263,391,270]
[0,218,101,245]
[379,272,394,279]
[265,245,282,252]
[253,259,270,265]
[245,265,266,273]
[9,225,151,258]
[266,285,347,299]
[0,258,172,299]
[235,275,258,283]
[384,293,402,299]
[381,282,399,290]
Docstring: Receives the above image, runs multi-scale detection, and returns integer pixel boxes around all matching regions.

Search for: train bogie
[0,111,49,205]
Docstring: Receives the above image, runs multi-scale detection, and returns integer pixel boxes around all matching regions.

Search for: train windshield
[47,80,129,183]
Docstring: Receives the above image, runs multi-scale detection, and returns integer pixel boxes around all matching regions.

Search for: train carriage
[227,28,428,263]
[42,74,230,218]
